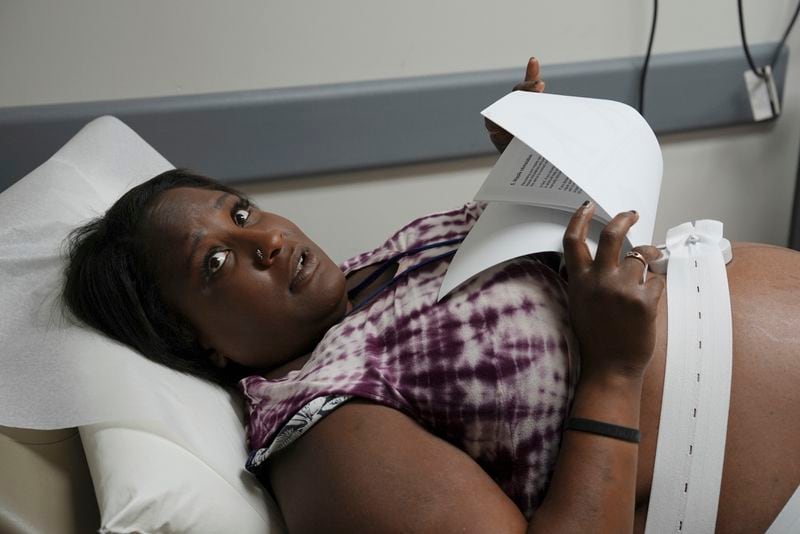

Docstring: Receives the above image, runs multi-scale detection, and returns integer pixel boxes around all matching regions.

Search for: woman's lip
[289,247,316,291]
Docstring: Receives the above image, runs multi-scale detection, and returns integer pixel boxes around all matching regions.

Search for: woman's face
[143,187,350,370]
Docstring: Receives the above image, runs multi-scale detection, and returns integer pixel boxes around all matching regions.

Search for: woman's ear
[208,351,228,369]
[197,334,227,368]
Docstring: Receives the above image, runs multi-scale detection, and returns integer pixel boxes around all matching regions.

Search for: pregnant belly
[634,243,800,533]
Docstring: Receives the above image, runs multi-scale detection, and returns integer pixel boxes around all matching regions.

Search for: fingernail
[582,200,592,208]
[629,209,638,215]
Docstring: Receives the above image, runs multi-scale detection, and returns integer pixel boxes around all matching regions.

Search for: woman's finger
[525,57,540,82]
[563,201,595,277]
[489,131,513,150]
[635,244,662,262]
[484,117,504,134]
[485,117,513,151]
[594,211,639,268]
[620,245,660,283]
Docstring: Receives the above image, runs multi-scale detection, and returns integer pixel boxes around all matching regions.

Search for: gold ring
[624,250,648,268]
[625,250,649,283]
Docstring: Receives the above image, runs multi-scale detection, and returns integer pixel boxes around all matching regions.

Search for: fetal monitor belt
[644,220,733,534]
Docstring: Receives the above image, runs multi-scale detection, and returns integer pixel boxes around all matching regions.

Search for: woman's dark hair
[63,169,246,385]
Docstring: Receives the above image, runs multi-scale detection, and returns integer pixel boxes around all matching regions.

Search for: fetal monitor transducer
[647,236,733,274]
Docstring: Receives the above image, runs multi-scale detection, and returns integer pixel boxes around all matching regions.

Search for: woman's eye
[234,208,250,226]
[207,250,229,275]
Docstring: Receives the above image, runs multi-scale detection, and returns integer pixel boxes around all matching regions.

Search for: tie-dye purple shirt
[239,202,579,517]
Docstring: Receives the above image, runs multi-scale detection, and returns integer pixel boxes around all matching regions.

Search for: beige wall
[3,0,799,261]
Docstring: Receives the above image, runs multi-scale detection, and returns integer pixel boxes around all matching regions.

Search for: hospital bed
[0,426,98,532]
[2,115,798,534]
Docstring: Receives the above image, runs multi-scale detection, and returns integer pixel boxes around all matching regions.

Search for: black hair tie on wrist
[565,417,641,443]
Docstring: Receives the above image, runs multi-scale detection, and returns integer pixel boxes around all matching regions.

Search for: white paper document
[438,91,663,300]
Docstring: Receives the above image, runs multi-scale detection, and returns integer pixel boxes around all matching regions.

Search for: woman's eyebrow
[213,192,230,209]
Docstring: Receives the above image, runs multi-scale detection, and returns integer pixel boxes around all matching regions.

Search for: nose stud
[256,248,264,261]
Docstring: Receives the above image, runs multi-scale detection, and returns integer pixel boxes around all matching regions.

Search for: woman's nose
[254,228,284,266]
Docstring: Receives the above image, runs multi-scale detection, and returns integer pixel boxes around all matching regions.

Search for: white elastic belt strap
[645,220,732,534]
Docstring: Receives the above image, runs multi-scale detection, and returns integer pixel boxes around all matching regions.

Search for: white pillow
[0,116,286,533]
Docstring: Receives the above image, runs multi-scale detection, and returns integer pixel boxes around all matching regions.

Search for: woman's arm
[529,371,645,533]
[267,399,529,533]
[267,382,643,534]
[530,203,663,532]
[267,204,664,533]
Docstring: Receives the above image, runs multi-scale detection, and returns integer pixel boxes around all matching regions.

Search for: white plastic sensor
[648,237,733,274]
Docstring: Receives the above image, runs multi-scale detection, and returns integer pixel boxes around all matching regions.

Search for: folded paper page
[438,91,663,300]
[476,137,608,220]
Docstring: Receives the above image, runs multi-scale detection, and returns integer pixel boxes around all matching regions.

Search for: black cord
[771,1,800,66]
[738,0,763,76]
[738,0,800,79]
[639,0,658,115]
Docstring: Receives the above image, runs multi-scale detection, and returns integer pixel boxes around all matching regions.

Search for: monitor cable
[639,0,659,116]
[738,0,800,79]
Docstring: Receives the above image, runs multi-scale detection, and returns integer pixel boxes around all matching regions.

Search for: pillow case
[0,116,286,533]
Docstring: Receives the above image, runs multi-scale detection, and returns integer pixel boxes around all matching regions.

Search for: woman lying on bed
[64,58,799,533]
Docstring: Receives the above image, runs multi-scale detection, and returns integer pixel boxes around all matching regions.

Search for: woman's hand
[562,202,665,381]
[485,56,545,153]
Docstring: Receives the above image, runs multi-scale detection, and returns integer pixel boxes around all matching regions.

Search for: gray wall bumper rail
[0,43,788,192]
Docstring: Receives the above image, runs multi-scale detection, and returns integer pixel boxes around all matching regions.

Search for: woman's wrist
[565,417,641,443]
[571,370,644,429]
